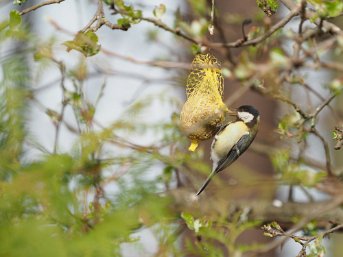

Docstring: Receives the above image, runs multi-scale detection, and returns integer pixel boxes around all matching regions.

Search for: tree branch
[209,5,301,48]
[310,127,333,176]
[19,0,65,15]
[140,4,301,50]
[280,0,342,35]
[184,194,343,228]
[140,17,200,45]
[81,0,128,32]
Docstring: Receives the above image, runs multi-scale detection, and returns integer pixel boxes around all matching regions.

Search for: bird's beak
[227,109,237,116]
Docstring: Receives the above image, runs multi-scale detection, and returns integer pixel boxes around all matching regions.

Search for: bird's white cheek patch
[238,111,254,123]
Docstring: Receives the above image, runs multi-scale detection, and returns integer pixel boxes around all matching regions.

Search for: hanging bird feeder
[180,53,230,151]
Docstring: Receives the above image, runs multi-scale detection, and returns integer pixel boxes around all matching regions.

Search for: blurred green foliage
[0,8,180,257]
[309,0,343,18]
[256,0,279,16]
[13,0,27,4]
[64,31,101,57]
[271,150,326,186]
[1,10,28,40]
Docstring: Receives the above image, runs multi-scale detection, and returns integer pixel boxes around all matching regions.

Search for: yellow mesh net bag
[180,53,229,151]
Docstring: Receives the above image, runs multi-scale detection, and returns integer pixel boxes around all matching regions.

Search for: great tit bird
[196,105,260,196]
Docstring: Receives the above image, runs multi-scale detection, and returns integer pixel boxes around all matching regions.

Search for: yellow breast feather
[213,121,249,159]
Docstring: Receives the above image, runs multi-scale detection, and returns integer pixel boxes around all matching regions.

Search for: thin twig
[102,48,192,69]
[209,6,301,48]
[212,10,235,65]
[298,0,307,35]
[141,17,200,45]
[51,59,66,154]
[280,0,342,35]
[311,94,337,119]
[81,0,127,32]
[19,0,65,15]
[208,0,215,35]
[311,127,333,176]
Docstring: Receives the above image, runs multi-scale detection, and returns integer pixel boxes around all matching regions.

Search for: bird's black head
[236,105,260,127]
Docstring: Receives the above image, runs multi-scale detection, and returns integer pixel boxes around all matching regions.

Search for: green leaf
[153,4,166,19]
[103,0,114,5]
[270,221,283,231]
[114,0,142,22]
[309,0,343,18]
[180,213,207,233]
[0,20,9,32]
[328,79,343,95]
[161,165,173,184]
[13,0,27,5]
[271,150,327,186]
[256,0,279,16]
[33,44,53,61]
[181,212,194,229]
[132,9,142,20]
[267,0,279,12]
[191,44,201,55]
[9,10,22,29]
[117,18,131,30]
[263,232,275,238]
[270,48,289,67]
[0,10,27,40]
[234,63,253,80]
[0,219,68,257]
[63,31,101,57]
[188,0,207,16]
[325,1,343,17]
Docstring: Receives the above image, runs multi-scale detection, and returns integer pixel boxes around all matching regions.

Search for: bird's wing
[210,121,237,161]
[196,133,253,196]
[214,133,252,173]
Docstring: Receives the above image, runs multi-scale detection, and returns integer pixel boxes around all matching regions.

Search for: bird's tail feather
[196,172,215,196]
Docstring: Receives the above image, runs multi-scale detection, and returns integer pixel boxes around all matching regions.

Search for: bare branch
[311,127,333,176]
[19,0,65,15]
[280,0,342,35]
[209,5,301,48]
[141,17,200,45]
[81,0,128,32]
[311,94,337,119]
